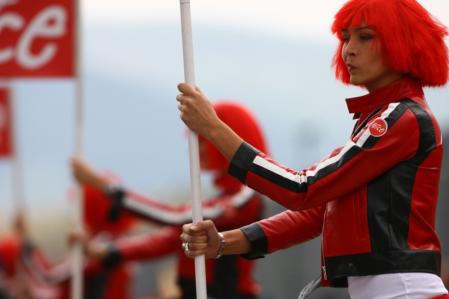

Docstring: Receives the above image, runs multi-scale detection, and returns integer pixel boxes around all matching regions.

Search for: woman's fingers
[180,229,208,257]
[176,85,220,140]
[176,94,186,103]
[177,82,197,95]
[181,220,219,258]
[180,232,208,243]
[184,242,209,257]
[182,220,215,235]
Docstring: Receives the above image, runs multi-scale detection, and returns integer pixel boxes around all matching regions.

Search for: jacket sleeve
[107,185,261,228]
[229,101,422,211]
[241,205,325,258]
[20,241,108,285]
[20,241,72,285]
[102,227,180,267]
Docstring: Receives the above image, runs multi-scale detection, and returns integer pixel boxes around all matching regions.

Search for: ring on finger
[182,242,190,252]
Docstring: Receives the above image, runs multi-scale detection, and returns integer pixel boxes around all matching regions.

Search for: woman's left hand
[71,157,108,191]
[180,220,220,259]
[176,83,222,140]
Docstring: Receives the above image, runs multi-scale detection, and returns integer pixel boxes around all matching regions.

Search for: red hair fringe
[331,0,449,87]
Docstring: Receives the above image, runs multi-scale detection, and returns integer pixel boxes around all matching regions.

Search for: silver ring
[182,242,190,252]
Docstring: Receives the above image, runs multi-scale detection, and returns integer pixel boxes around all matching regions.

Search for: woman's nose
[345,38,358,56]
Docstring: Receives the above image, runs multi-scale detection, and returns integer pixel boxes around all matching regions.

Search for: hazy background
[0,1,448,298]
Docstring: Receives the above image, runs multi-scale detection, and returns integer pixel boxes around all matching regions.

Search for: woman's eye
[360,34,374,41]
[342,35,350,43]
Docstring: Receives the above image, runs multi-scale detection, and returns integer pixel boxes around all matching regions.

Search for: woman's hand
[180,220,220,259]
[67,229,89,251]
[71,157,108,191]
[68,230,108,259]
[13,210,28,239]
[176,83,222,140]
[176,83,244,161]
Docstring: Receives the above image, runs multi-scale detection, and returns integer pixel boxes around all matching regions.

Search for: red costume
[20,183,137,299]
[0,235,20,298]
[0,235,19,279]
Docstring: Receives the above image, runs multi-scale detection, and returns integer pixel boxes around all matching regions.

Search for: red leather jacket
[231,77,443,287]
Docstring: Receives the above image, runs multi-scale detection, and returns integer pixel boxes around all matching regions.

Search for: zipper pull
[322,265,327,281]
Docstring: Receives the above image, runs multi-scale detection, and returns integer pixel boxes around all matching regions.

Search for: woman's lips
[347,64,358,73]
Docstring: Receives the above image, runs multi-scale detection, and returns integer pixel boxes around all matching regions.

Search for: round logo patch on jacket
[369,118,388,137]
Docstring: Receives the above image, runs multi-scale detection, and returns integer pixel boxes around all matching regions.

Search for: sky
[84,0,449,39]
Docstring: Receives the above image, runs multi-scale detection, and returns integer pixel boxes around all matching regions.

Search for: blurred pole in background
[0,85,21,214]
[71,0,84,297]
[10,85,26,213]
[179,1,207,298]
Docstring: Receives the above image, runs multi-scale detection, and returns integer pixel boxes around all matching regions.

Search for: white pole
[9,85,26,213]
[179,1,207,298]
[71,0,84,297]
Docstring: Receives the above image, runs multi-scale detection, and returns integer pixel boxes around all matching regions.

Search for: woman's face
[341,26,402,91]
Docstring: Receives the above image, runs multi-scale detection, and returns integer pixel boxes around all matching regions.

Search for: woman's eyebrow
[341,26,373,33]
[356,26,373,31]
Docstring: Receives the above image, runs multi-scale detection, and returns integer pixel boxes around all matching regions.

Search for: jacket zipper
[321,241,327,281]
[321,210,328,281]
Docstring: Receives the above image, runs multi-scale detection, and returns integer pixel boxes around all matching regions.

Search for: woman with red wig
[177,0,449,298]
[71,101,268,299]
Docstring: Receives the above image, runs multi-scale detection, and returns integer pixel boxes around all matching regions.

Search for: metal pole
[9,85,26,213]
[179,1,207,298]
[71,0,84,297]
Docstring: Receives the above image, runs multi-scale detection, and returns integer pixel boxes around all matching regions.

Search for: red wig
[200,101,268,171]
[0,234,20,277]
[83,173,135,236]
[332,0,449,87]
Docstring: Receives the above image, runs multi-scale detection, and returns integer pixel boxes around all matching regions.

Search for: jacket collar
[345,77,424,119]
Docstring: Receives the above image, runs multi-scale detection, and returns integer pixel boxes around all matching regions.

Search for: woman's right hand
[180,220,220,259]
[176,83,245,161]
[176,83,222,140]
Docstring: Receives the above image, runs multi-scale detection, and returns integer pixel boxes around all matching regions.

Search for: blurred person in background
[0,212,61,299]
[16,179,139,299]
[71,101,268,299]
[177,0,449,298]
[0,233,28,299]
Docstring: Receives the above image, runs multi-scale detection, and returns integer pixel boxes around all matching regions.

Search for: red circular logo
[369,118,388,137]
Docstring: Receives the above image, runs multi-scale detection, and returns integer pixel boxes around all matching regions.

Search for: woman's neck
[366,73,404,93]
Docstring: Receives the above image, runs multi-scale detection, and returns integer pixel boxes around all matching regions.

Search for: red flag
[0,0,74,78]
[0,87,12,158]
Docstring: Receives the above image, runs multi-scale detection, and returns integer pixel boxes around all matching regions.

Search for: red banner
[0,0,74,78]
[0,87,12,158]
